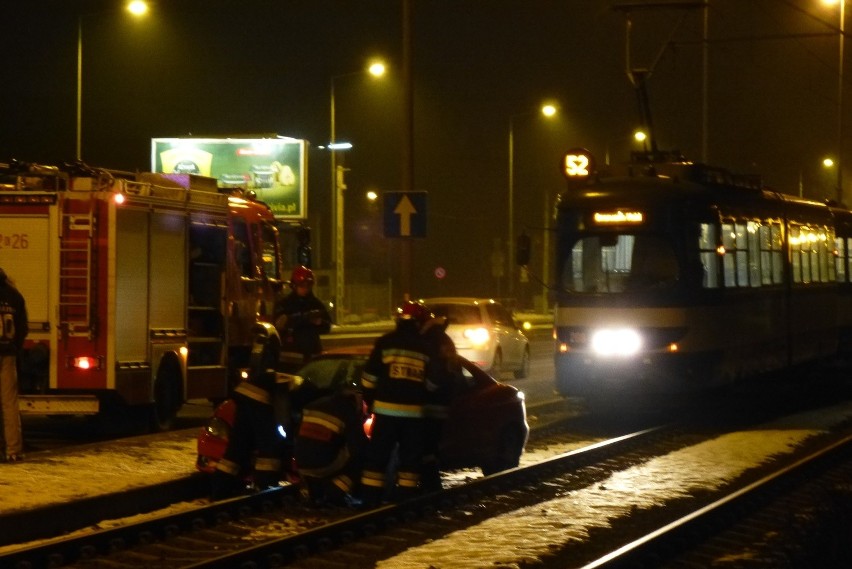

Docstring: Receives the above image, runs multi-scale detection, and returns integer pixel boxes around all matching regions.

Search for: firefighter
[273,266,332,373]
[210,323,296,499]
[359,300,436,506]
[419,308,463,491]
[294,382,369,507]
[0,267,27,463]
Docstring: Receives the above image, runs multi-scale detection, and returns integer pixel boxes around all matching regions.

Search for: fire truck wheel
[150,361,182,432]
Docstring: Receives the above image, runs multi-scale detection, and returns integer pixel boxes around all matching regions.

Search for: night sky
[1,0,848,304]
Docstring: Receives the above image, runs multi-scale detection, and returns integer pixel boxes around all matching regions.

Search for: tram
[525,148,852,402]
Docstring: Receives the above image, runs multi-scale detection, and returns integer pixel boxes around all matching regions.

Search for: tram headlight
[590,328,642,357]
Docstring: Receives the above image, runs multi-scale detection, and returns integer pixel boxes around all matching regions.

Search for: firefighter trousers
[0,355,22,458]
[360,414,424,506]
[421,417,445,492]
[211,392,286,499]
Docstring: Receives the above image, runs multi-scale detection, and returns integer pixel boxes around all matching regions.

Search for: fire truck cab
[0,161,286,430]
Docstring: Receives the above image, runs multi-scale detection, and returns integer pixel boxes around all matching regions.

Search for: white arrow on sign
[394,194,417,236]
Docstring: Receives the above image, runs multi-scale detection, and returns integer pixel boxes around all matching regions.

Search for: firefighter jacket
[273,291,332,368]
[0,280,28,356]
[420,317,460,420]
[294,390,368,479]
[361,321,435,419]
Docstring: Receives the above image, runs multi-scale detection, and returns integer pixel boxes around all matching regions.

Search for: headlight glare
[464,327,490,346]
[591,328,641,356]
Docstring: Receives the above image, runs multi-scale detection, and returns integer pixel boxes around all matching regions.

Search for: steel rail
[581,432,852,568]
[183,427,664,569]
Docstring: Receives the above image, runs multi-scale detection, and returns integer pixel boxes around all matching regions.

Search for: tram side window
[822,229,835,282]
[757,222,784,285]
[790,224,835,284]
[735,223,751,286]
[721,223,738,287]
[834,237,852,282]
[791,226,803,283]
[846,237,852,282]
[770,224,784,284]
[746,221,761,287]
[836,237,847,282]
[720,220,773,288]
[698,223,719,288]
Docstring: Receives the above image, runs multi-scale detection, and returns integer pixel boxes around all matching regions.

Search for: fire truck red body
[0,161,286,429]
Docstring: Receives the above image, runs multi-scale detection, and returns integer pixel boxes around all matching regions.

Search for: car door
[486,303,524,368]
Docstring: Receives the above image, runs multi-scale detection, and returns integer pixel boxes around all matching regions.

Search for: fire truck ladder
[59,196,97,338]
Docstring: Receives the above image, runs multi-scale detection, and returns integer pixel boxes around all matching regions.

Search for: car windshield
[430,303,482,325]
[561,233,680,293]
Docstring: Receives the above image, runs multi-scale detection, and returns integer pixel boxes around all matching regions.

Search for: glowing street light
[508,102,558,296]
[76,1,149,160]
[330,59,386,323]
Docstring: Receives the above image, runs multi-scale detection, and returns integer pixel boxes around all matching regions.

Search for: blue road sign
[383,191,427,238]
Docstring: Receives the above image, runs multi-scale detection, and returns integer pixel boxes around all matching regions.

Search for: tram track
[580,430,852,568]
[1,426,668,569]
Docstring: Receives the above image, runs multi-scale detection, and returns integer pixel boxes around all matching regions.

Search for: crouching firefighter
[294,383,369,507]
[211,323,300,500]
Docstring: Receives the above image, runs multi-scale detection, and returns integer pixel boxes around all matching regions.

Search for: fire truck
[0,160,288,430]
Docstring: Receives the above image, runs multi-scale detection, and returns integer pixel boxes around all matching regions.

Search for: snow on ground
[0,431,198,514]
[376,402,852,569]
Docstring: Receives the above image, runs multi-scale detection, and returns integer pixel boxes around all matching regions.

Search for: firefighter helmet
[396,300,432,323]
[290,265,315,287]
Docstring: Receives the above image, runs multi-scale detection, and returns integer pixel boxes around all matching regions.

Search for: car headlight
[590,328,641,356]
[464,327,490,346]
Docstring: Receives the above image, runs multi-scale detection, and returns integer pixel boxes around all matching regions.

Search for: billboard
[151,136,307,219]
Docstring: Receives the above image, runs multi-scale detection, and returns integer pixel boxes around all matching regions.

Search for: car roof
[319,345,373,356]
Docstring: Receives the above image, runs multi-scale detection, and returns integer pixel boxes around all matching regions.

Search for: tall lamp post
[822,0,846,204]
[330,60,386,324]
[508,103,557,298]
[76,0,149,161]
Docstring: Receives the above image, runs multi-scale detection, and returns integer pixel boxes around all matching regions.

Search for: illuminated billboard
[151,136,307,219]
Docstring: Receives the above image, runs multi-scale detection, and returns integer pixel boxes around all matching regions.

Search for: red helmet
[397,300,432,323]
[290,265,314,287]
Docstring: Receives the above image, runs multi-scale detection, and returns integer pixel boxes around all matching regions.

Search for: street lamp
[508,103,558,297]
[822,0,845,203]
[76,1,149,161]
[330,60,386,323]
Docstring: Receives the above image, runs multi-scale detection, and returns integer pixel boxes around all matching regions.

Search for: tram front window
[563,234,680,293]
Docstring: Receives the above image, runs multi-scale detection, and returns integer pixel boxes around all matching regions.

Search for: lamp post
[508,103,557,298]
[822,0,846,204]
[329,60,386,324]
[76,1,149,161]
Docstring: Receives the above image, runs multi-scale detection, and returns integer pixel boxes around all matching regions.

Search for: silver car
[421,297,530,379]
